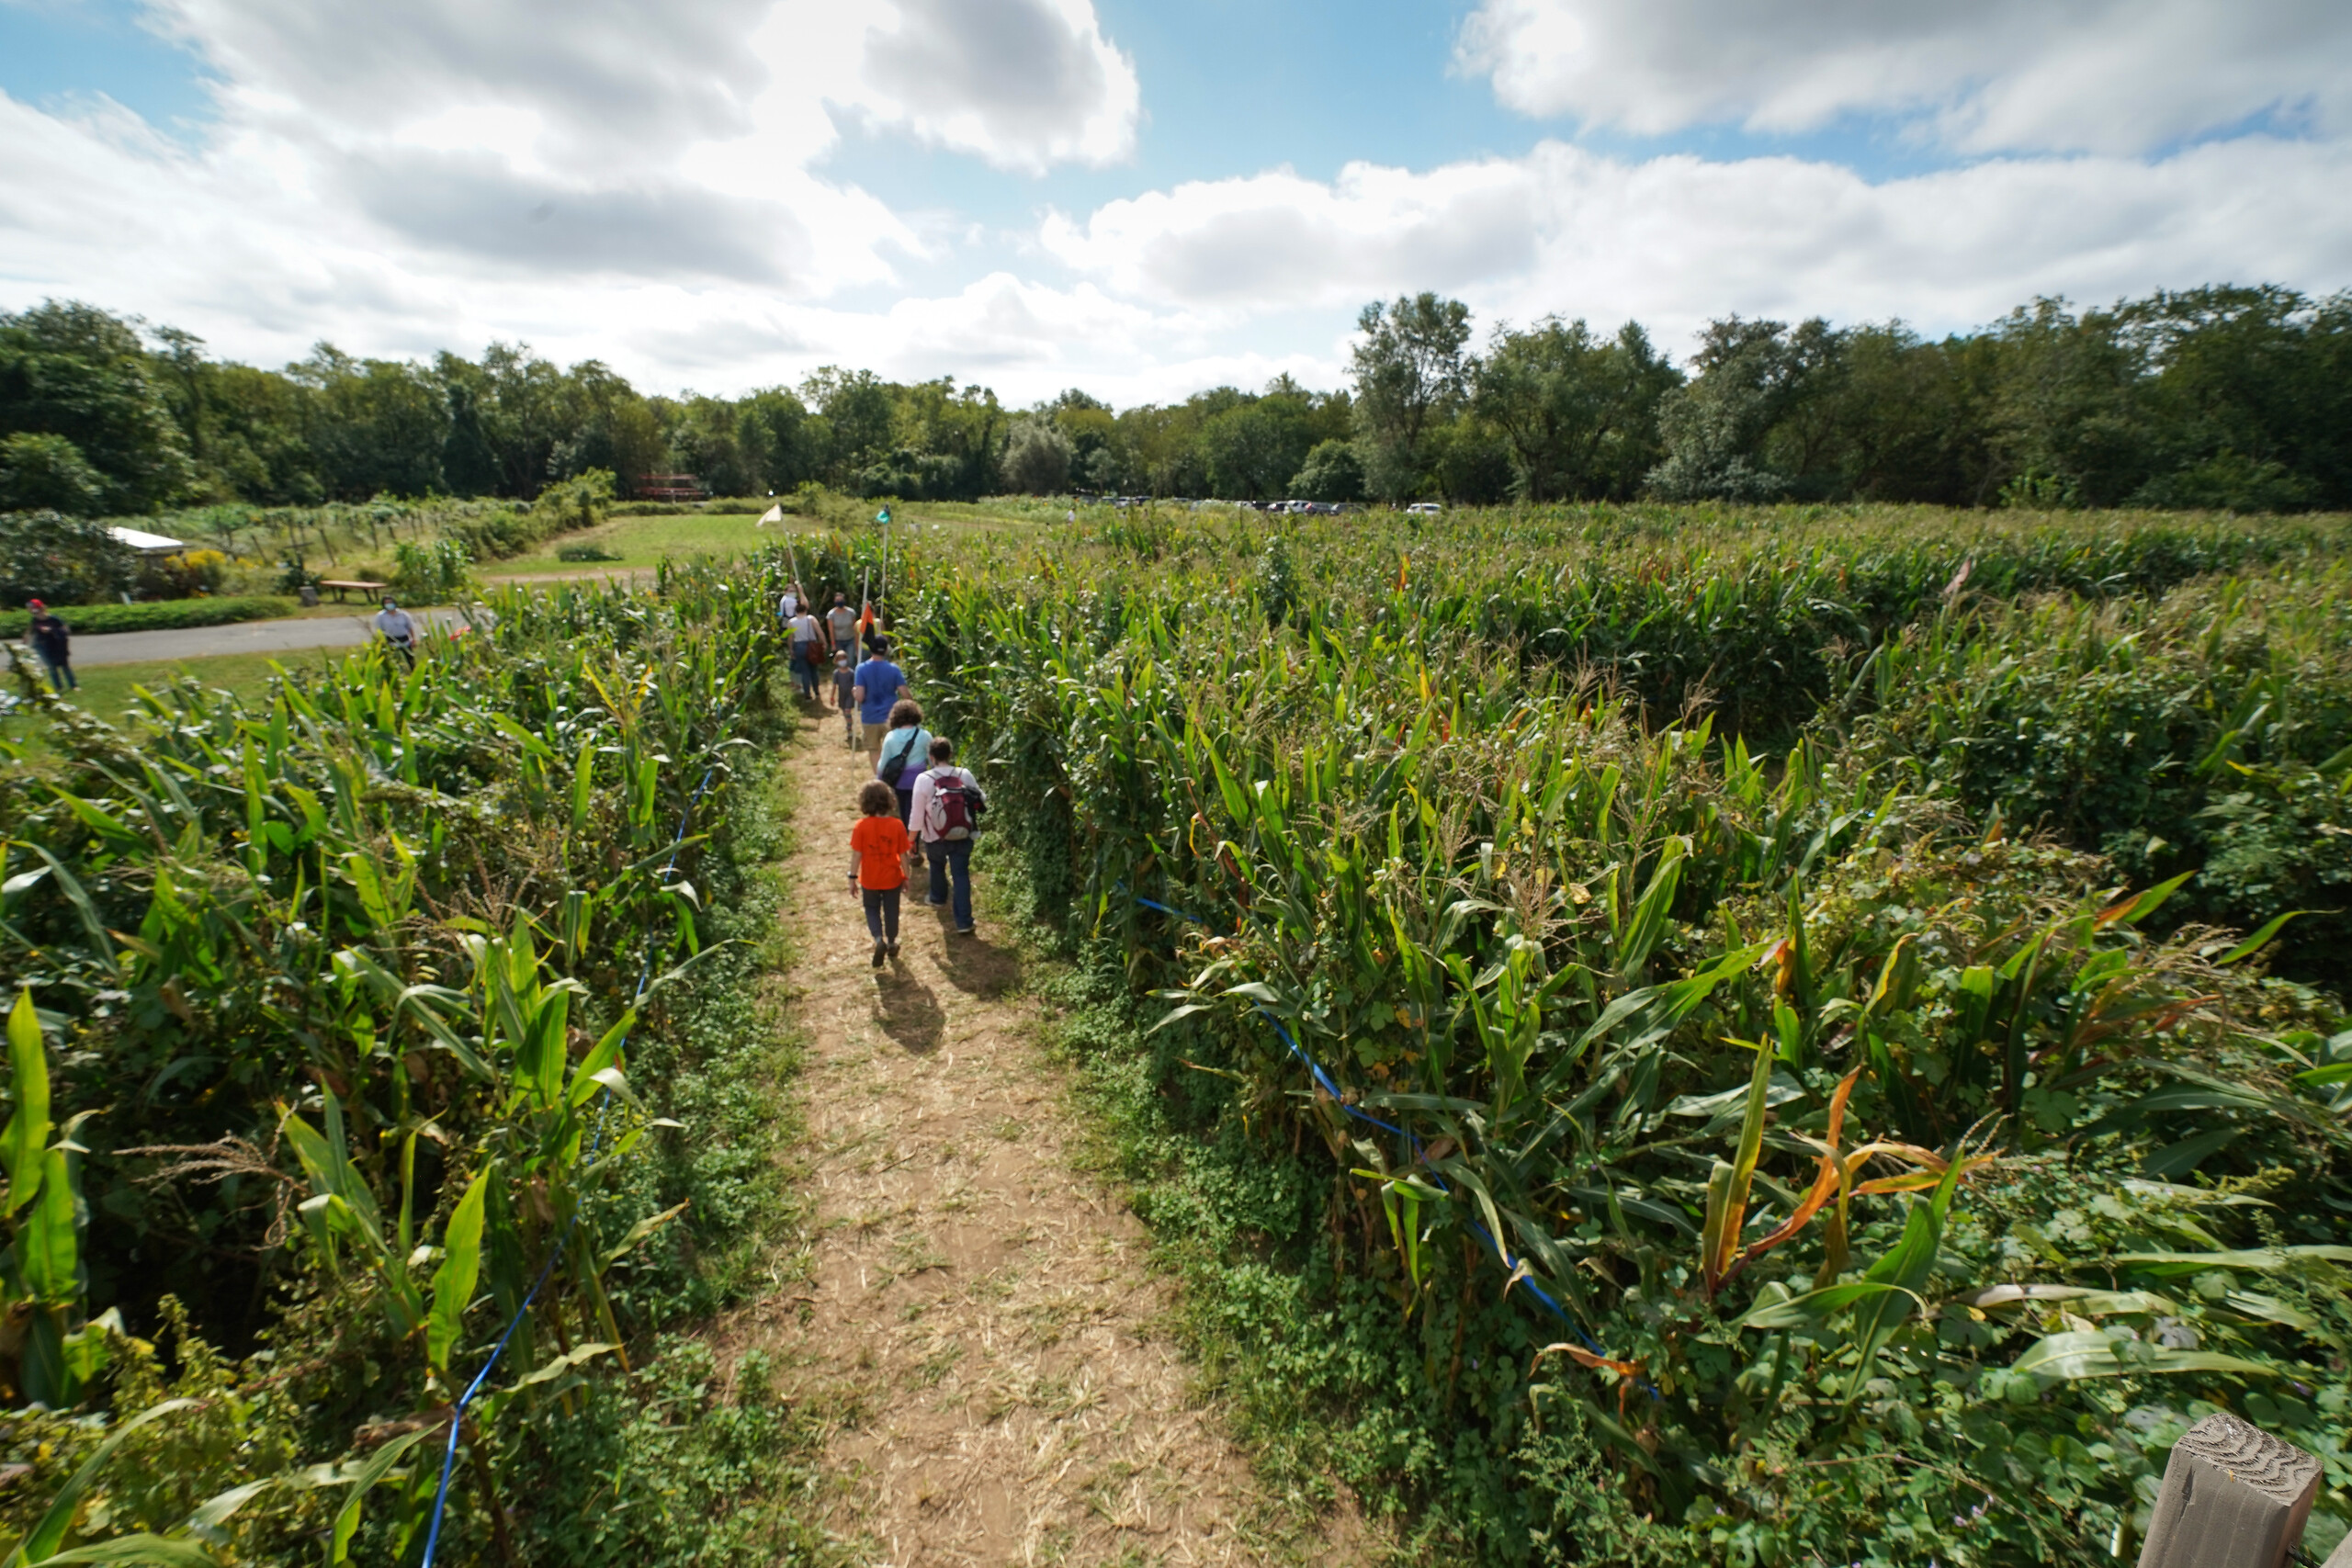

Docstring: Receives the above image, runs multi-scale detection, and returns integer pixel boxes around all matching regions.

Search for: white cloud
[836,0,1139,172]
[7,0,2350,412]
[1038,137,2352,346]
[1041,160,1540,311]
[1455,0,2352,154]
[0,0,1147,389]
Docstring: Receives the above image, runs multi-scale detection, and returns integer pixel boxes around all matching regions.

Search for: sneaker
[955,925,977,937]
[887,940,901,957]
[925,897,949,907]
[870,941,887,968]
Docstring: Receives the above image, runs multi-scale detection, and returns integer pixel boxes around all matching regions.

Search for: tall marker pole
[876,504,893,641]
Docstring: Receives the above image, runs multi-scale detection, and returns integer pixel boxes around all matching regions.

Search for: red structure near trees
[636,474,705,501]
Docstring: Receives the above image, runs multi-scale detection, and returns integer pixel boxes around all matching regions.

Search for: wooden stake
[2137,1412,2320,1568]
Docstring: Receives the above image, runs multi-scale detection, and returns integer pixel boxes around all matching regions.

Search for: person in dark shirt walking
[26,600,75,692]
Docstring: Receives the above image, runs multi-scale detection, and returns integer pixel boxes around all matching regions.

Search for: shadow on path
[870,964,944,1054]
[928,908,1023,998]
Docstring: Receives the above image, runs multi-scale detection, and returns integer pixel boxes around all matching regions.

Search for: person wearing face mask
[374,595,419,668]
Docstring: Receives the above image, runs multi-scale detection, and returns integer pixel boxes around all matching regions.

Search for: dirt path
[728,704,1367,1567]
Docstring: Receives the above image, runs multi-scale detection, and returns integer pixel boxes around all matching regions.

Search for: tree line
[4,283,2347,516]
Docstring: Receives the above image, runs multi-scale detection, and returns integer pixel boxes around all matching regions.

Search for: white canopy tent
[108,525,187,555]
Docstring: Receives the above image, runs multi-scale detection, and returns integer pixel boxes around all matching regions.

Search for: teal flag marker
[876,506,892,525]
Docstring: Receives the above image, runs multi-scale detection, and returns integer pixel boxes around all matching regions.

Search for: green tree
[890,378,1005,501]
[1983,299,2152,507]
[200,362,322,503]
[440,379,502,496]
[1471,318,1679,501]
[1350,293,1472,502]
[1423,415,1514,504]
[0,507,139,603]
[999,415,1072,494]
[1811,324,1996,504]
[1289,439,1364,502]
[2121,285,2352,509]
[0,300,194,513]
[663,395,752,496]
[548,361,662,497]
[801,367,895,486]
[1201,394,1312,499]
[1646,316,1843,502]
[734,389,820,495]
[288,345,447,498]
[0,433,107,515]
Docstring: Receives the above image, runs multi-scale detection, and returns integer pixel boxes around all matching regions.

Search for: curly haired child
[848,778,910,966]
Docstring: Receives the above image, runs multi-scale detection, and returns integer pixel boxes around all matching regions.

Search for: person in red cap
[25,600,76,692]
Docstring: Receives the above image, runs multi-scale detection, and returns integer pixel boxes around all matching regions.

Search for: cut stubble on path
[718,700,1373,1567]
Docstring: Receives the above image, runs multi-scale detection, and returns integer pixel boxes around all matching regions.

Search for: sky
[2,0,2349,407]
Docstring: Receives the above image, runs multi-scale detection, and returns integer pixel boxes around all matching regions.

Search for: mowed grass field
[480,499,1047,578]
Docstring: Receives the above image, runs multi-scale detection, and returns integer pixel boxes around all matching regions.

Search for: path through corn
[724,703,1369,1567]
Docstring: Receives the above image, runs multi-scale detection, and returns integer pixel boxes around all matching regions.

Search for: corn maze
[2,502,2349,1565]
[901,504,2352,1564]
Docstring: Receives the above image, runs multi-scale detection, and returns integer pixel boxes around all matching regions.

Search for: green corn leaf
[25,1536,220,1565]
[2216,909,2312,965]
[2113,1245,2352,1274]
[6,988,51,1217]
[600,1200,691,1269]
[6,1398,201,1565]
[328,1427,432,1564]
[566,1012,638,1108]
[1842,1137,1967,1387]
[2110,870,2196,928]
[19,1147,79,1302]
[182,1477,275,1542]
[426,1166,491,1375]
[1737,1279,1919,1331]
[20,848,120,978]
[2009,1329,2273,1381]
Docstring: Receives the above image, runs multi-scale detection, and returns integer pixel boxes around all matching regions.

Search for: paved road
[61,609,472,668]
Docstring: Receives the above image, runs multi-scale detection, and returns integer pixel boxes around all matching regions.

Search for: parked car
[1406,502,1443,515]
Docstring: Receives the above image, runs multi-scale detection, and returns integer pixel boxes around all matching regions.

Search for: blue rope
[419,685,741,1564]
[1130,886,1617,1364]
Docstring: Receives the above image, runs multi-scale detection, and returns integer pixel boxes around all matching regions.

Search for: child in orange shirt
[848,779,911,966]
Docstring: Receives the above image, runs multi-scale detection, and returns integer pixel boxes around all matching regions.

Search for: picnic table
[318,579,390,604]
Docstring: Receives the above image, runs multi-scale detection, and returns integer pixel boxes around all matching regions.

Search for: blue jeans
[791,642,817,696]
[926,838,973,929]
[862,885,900,942]
[40,657,76,692]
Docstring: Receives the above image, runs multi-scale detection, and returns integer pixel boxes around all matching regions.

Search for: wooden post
[2137,1412,2320,1568]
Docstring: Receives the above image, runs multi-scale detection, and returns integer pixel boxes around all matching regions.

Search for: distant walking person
[25,600,75,692]
[910,737,986,935]
[778,581,802,624]
[853,637,907,764]
[825,592,858,659]
[831,649,857,747]
[374,595,418,669]
[848,779,910,967]
[786,604,825,698]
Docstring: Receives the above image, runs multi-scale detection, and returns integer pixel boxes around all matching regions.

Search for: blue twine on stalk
[419,681,742,1565]
[1128,887,1619,1365]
